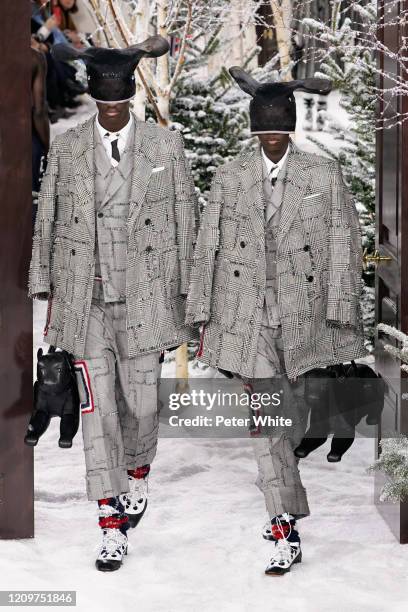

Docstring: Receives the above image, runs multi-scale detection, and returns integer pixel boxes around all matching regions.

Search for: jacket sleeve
[185,167,223,327]
[28,138,59,299]
[326,161,363,328]
[172,130,200,295]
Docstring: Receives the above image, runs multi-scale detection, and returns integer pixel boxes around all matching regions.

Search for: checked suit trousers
[74,282,162,501]
[247,172,310,520]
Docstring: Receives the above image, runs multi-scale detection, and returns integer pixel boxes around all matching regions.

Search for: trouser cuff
[264,485,310,520]
[86,466,130,501]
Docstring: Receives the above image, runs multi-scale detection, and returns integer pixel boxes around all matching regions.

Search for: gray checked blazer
[185,140,368,381]
[29,111,199,358]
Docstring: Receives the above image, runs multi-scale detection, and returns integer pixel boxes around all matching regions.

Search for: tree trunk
[156,0,189,380]
[270,0,293,80]
[133,0,150,120]
[175,344,189,392]
[156,0,170,124]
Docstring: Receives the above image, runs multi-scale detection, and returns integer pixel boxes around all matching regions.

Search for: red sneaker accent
[271,523,291,539]
[128,465,150,479]
[98,498,114,506]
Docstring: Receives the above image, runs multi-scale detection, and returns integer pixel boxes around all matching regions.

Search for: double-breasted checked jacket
[28,111,200,358]
[185,141,368,381]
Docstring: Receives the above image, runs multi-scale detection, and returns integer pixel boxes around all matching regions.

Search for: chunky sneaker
[119,466,150,529]
[96,527,128,572]
[265,539,302,576]
[95,497,129,572]
[264,513,302,576]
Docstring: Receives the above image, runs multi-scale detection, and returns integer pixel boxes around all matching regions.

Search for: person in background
[31,0,86,120]
[31,47,50,229]
[31,0,69,46]
[53,0,84,50]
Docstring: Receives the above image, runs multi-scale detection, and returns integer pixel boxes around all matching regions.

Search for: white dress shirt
[261,144,290,183]
[95,113,134,167]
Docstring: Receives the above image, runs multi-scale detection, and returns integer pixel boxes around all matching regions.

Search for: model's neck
[98,112,130,134]
[263,143,289,164]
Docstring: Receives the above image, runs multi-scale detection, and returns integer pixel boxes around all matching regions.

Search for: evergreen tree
[368,323,408,502]
[369,436,408,503]
[169,75,249,207]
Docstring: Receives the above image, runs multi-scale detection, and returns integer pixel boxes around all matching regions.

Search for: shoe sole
[95,562,122,572]
[95,546,127,571]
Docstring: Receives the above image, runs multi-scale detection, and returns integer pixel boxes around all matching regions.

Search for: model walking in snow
[185,67,367,575]
[28,37,199,571]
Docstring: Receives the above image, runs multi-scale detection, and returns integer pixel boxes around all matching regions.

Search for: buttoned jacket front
[185,141,368,381]
[29,111,200,357]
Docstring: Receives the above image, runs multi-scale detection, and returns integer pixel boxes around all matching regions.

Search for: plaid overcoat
[29,112,199,358]
[185,141,368,381]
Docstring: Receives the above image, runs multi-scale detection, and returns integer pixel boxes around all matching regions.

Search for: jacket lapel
[71,112,159,236]
[71,115,96,239]
[238,148,265,246]
[276,140,310,249]
[98,121,136,208]
[128,115,159,226]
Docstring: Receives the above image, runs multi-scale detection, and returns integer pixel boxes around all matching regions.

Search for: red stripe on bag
[43,297,53,337]
[73,360,95,414]
[196,325,205,358]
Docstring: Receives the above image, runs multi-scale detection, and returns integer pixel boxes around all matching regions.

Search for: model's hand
[326,319,355,329]
[33,292,50,301]
[166,345,180,353]
[218,368,234,379]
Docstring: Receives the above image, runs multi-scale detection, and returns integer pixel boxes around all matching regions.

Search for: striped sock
[97,496,129,536]
[127,464,150,480]
[271,513,300,543]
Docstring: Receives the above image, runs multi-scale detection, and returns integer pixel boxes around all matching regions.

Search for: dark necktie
[270,163,279,187]
[111,137,120,163]
[105,133,121,163]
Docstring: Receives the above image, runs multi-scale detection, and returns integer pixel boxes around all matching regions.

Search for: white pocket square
[303,192,322,200]
[152,166,165,173]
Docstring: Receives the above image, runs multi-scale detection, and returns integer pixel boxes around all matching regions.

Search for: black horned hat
[229,66,332,133]
[52,36,170,103]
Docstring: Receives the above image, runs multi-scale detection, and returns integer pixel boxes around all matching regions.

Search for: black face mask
[52,36,170,103]
[229,67,332,134]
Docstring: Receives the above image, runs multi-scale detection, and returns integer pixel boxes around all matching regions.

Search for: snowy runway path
[10,303,408,612]
[3,411,408,612]
[4,96,407,612]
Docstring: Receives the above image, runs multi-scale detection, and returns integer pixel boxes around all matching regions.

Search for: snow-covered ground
[2,93,407,612]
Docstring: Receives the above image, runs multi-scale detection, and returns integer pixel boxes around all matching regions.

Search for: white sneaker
[265,539,302,576]
[119,474,148,529]
[95,528,128,572]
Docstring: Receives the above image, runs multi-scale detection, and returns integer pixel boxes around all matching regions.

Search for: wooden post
[0,0,34,539]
